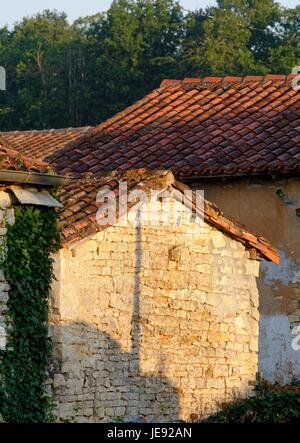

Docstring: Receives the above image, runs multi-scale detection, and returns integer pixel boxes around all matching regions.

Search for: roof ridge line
[0,126,92,135]
[161,74,297,87]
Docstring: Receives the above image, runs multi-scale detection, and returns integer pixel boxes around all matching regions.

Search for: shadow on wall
[49,322,180,423]
[49,221,180,423]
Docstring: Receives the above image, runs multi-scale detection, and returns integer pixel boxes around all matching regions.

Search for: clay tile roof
[58,168,279,264]
[44,75,300,179]
[0,136,53,174]
[0,127,91,162]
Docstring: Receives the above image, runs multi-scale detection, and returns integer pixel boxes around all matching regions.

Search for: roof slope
[0,127,91,162]
[58,168,279,263]
[0,136,53,174]
[48,75,300,178]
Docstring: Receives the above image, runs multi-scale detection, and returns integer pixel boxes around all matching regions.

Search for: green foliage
[205,383,300,423]
[201,7,255,75]
[0,0,299,130]
[0,205,60,423]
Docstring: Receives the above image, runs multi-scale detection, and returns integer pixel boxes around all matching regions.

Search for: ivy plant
[0,205,60,423]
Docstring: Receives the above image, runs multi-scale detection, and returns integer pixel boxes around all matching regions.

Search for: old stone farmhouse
[0,137,279,422]
[1,74,299,385]
[3,73,298,384]
[49,168,278,422]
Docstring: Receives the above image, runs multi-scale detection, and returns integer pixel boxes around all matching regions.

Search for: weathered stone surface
[48,202,261,423]
[0,206,12,347]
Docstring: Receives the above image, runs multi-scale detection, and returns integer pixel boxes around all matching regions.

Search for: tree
[0,1,299,131]
[202,5,256,75]
[0,10,87,130]
[79,0,184,123]
[268,6,300,73]
[134,0,184,86]
[180,0,299,76]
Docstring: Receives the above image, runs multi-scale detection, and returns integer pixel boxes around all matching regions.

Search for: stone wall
[49,200,260,423]
[0,191,14,352]
[190,177,300,383]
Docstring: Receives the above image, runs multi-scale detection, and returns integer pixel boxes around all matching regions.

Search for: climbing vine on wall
[0,205,60,423]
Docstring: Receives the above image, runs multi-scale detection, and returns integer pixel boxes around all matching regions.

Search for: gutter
[0,169,74,187]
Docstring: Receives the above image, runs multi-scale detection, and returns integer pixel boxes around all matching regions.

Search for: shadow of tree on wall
[50,221,180,422]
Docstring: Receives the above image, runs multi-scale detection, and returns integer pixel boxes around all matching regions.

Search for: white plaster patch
[259,314,300,384]
[260,248,300,286]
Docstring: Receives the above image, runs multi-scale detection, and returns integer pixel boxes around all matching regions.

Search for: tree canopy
[0,0,299,130]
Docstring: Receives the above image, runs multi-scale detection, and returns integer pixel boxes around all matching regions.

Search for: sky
[0,0,299,27]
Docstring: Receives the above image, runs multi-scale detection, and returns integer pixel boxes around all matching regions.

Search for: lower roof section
[58,168,279,264]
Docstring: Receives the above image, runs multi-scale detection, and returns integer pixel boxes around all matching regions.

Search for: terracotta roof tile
[58,169,279,264]
[44,75,299,179]
[0,127,91,161]
[2,76,299,179]
[0,136,53,174]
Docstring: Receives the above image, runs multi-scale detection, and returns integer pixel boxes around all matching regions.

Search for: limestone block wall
[0,191,14,351]
[49,207,260,423]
